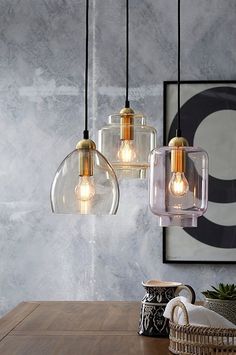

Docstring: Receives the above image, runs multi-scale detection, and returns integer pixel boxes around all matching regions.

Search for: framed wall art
[163,81,236,263]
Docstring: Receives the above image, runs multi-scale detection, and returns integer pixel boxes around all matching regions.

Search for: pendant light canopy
[149,0,208,227]
[98,0,156,179]
[50,0,119,215]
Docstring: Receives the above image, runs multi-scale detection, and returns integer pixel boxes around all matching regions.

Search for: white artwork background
[165,83,236,261]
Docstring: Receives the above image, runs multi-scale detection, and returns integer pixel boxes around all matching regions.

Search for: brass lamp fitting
[119,107,134,140]
[168,136,189,173]
[76,139,96,176]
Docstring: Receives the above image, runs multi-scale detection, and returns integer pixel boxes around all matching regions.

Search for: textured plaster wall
[0,0,236,316]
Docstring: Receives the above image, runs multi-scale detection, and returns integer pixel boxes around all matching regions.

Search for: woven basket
[168,300,236,355]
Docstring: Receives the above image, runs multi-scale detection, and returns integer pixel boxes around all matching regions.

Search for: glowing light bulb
[168,172,189,197]
[75,176,95,201]
[117,140,136,163]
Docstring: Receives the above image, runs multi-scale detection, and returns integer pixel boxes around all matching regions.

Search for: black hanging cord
[125,0,130,108]
[83,0,89,139]
[176,0,181,137]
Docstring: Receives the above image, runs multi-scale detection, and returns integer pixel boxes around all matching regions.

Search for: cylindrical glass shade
[51,148,119,215]
[149,146,208,227]
[98,113,157,179]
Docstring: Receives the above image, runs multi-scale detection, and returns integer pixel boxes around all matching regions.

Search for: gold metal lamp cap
[168,137,189,147]
[168,136,189,147]
[119,107,135,116]
[76,139,96,150]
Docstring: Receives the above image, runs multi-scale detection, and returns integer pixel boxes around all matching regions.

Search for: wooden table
[0,301,171,354]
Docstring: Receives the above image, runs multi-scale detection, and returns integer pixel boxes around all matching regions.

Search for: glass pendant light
[149,0,208,227]
[98,0,157,179]
[50,0,119,215]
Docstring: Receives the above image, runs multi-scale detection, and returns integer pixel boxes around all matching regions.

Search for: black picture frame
[163,80,236,264]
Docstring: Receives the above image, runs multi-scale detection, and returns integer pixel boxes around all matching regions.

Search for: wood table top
[0,301,171,354]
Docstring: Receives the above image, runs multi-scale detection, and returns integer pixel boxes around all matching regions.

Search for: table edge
[0,302,40,342]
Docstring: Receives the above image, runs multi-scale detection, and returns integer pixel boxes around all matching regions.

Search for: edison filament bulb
[117,140,137,163]
[75,176,95,201]
[168,136,189,197]
[168,172,189,197]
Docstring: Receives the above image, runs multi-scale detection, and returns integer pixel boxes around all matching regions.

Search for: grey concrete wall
[0,0,235,316]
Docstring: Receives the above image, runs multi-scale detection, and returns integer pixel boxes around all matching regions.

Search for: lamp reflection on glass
[77,199,91,215]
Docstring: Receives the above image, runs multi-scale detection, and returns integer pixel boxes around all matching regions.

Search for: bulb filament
[168,172,189,197]
[117,140,136,163]
[75,176,95,201]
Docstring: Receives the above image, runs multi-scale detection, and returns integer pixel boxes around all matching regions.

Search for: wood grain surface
[0,301,171,354]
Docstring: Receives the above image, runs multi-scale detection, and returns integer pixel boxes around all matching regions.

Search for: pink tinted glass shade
[149,146,208,227]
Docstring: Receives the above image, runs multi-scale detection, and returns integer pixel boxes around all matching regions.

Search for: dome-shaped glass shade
[149,146,208,227]
[98,113,157,179]
[51,148,119,215]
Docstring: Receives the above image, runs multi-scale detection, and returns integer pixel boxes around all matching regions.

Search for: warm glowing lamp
[50,0,119,215]
[98,0,156,179]
[149,0,208,227]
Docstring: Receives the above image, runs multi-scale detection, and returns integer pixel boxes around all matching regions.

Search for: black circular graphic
[168,86,236,204]
[168,86,236,248]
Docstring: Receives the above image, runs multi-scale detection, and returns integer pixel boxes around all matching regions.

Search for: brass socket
[119,107,135,141]
[168,136,189,173]
[76,139,96,176]
[168,136,189,148]
[76,139,96,150]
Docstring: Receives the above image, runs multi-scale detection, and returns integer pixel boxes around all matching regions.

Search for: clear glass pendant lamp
[50,0,119,215]
[99,0,156,179]
[98,107,156,179]
[51,140,119,215]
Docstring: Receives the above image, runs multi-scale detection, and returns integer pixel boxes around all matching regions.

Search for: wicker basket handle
[170,300,189,325]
